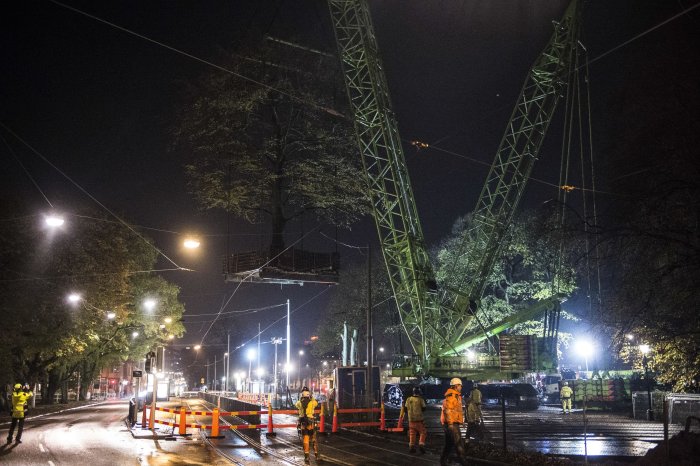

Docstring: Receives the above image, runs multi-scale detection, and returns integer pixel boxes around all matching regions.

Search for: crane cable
[584,56,603,315]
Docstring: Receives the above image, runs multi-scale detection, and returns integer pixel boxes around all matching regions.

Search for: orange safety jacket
[440,387,464,424]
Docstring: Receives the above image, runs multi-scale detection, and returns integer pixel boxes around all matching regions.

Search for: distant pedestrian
[128,396,137,427]
[560,381,573,414]
[7,383,33,444]
[440,378,468,466]
[405,387,427,454]
[466,384,484,440]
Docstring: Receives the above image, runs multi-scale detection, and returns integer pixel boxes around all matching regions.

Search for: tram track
[177,398,678,463]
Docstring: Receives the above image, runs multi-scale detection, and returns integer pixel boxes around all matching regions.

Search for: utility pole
[366,243,373,406]
[286,299,290,388]
[257,323,261,375]
[272,338,282,396]
[226,332,230,392]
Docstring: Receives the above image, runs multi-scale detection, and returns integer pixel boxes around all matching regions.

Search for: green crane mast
[328,0,581,377]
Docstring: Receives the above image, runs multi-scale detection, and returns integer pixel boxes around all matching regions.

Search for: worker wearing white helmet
[440,378,468,465]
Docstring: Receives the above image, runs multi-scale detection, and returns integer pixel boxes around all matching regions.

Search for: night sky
[2,1,698,371]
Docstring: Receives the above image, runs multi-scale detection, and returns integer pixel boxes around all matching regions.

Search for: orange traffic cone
[319,403,325,434]
[266,402,276,436]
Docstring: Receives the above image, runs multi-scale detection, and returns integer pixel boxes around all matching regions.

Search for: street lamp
[640,344,654,421]
[271,338,283,395]
[223,352,229,392]
[183,237,201,249]
[575,339,594,373]
[247,348,256,392]
[298,350,305,389]
[143,298,156,311]
[45,214,65,227]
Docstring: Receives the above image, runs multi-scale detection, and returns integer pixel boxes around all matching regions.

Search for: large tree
[0,203,185,403]
[586,15,700,391]
[434,209,579,353]
[173,39,368,251]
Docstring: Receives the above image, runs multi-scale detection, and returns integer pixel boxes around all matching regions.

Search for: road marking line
[39,443,46,452]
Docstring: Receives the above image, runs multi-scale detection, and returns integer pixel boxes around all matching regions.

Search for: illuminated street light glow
[194,345,201,350]
[255,367,265,377]
[183,238,201,249]
[164,317,172,323]
[168,334,175,340]
[67,293,82,304]
[143,298,156,311]
[106,311,116,319]
[159,324,166,329]
[575,339,595,372]
[639,344,651,355]
[132,331,139,338]
[45,215,65,227]
[247,348,256,361]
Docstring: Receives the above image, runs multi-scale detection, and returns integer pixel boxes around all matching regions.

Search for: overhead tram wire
[47,0,662,202]
[1,134,54,208]
[227,285,332,355]
[0,122,188,272]
[583,1,700,68]
[410,138,625,198]
[48,0,344,119]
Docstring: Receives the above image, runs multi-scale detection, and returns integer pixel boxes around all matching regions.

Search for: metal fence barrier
[140,396,386,437]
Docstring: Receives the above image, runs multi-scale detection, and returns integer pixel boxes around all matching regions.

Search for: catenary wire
[47,0,343,118]
[0,122,188,271]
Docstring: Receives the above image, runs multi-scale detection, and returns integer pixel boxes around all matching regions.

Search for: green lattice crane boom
[328,0,580,377]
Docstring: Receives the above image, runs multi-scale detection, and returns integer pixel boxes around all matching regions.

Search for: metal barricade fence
[666,393,700,427]
[142,397,386,436]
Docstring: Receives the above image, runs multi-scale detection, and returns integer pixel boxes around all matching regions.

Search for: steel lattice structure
[328,0,580,376]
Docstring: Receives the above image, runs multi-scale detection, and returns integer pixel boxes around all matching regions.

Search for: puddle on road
[521,438,658,456]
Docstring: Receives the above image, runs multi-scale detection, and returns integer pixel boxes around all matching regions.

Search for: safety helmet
[450,377,463,386]
[14,383,21,390]
[23,383,30,390]
[412,386,422,395]
[301,390,311,398]
[563,381,569,386]
[301,386,309,392]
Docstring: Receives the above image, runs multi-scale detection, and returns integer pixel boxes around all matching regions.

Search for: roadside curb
[126,419,178,440]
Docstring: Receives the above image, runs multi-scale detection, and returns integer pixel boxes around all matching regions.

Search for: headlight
[519,396,527,401]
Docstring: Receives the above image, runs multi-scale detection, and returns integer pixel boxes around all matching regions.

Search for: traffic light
[145,351,156,373]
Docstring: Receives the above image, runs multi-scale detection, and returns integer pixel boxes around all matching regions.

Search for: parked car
[477,383,539,410]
